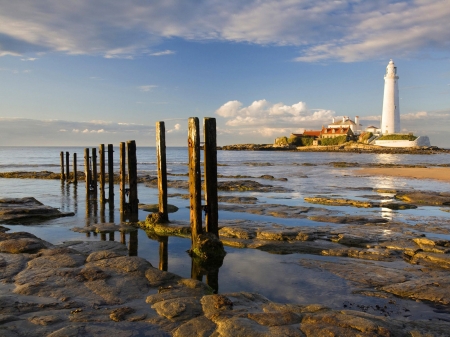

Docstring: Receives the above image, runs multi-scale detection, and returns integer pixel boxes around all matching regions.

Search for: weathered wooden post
[156,122,169,222]
[188,117,203,245]
[60,151,65,181]
[84,148,90,194]
[65,151,70,181]
[91,148,98,195]
[127,140,139,214]
[203,117,219,236]
[119,142,126,213]
[73,153,77,184]
[107,144,114,203]
[99,144,105,203]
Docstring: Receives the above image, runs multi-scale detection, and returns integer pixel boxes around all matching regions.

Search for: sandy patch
[355,167,450,182]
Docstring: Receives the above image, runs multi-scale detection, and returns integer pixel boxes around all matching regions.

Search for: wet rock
[382,276,450,305]
[190,232,227,260]
[28,314,63,326]
[218,180,290,193]
[395,191,450,206]
[308,215,387,224]
[409,251,450,269]
[218,196,258,204]
[219,204,312,219]
[300,310,403,337]
[0,197,74,222]
[109,306,135,322]
[152,296,203,322]
[142,220,191,237]
[139,204,179,213]
[0,237,48,254]
[173,316,216,337]
[59,240,129,256]
[305,197,374,208]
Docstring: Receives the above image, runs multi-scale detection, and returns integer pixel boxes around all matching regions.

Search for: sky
[0,0,449,147]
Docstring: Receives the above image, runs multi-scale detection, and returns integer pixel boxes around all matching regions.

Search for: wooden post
[65,151,70,181]
[203,117,219,236]
[119,142,126,213]
[127,140,138,214]
[73,153,77,184]
[99,144,105,203]
[91,148,98,195]
[107,144,114,203]
[60,151,65,181]
[156,122,168,222]
[188,117,203,243]
[84,148,90,194]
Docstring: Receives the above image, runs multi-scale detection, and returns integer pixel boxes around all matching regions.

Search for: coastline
[220,143,449,154]
[355,167,450,182]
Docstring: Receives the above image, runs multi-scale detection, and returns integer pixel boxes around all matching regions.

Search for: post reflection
[128,230,138,256]
[159,236,168,271]
[190,255,223,294]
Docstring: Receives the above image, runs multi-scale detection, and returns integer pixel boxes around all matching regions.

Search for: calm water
[1,146,450,319]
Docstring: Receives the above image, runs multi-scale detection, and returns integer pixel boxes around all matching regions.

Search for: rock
[0,197,74,222]
[139,204,179,213]
[395,191,450,206]
[190,233,227,260]
[218,196,258,204]
[218,180,290,193]
[382,276,450,305]
[304,197,374,208]
[109,307,135,322]
[0,238,48,254]
[152,296,203,322]
[173,316,216,337]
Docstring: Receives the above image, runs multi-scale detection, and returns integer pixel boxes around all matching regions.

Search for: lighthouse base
[374,136,431,148]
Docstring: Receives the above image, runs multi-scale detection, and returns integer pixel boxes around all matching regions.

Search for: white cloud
[167,123,181,133]
[215,99,335,136]
[150,50,175,56]
[82,129,89,133]
[21,57,37,61]
[0,1,448,61]
[138,85,158,92]
[59,129,67,132]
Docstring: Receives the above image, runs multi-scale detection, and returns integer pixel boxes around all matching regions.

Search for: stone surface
[0,197,74,222]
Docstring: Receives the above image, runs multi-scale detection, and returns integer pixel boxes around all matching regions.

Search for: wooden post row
[156,122,168,222]
[188,117,203,242]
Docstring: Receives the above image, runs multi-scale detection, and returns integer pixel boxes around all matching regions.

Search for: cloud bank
[216,99,335,137]
[0,0,449,61]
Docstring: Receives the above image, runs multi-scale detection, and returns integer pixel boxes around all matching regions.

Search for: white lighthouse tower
[381,59,400,134]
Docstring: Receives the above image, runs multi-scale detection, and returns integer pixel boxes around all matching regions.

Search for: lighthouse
[380,59,400,134]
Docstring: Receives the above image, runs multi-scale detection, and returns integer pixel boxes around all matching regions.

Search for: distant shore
[355,167,450,182]
[220,143,449,154]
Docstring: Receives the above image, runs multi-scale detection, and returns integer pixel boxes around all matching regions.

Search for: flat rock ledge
[0,197,74,222]
[1,230,449,336]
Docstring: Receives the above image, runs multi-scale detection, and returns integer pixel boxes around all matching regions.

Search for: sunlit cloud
[167,123,181,133]
[0,1,448,62]
[216,99,335,136]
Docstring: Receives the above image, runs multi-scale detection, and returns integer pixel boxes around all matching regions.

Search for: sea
[1,146,450,319]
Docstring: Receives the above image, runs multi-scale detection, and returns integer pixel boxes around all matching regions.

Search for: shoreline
[355,167,450,182]
[220,143,449,154]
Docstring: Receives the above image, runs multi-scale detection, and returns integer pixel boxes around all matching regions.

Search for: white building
[380,59,400,134]
[328,116,361,134]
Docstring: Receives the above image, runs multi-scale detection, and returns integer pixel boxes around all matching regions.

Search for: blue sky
[0,0,449,146]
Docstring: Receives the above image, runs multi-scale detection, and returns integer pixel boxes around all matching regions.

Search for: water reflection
[371,175,397,221]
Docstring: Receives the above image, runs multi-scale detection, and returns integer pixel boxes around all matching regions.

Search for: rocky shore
[221,143,448,154]
[2,223,450,336]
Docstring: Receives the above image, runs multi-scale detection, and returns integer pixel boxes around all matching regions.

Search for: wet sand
[355,167,450,182]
